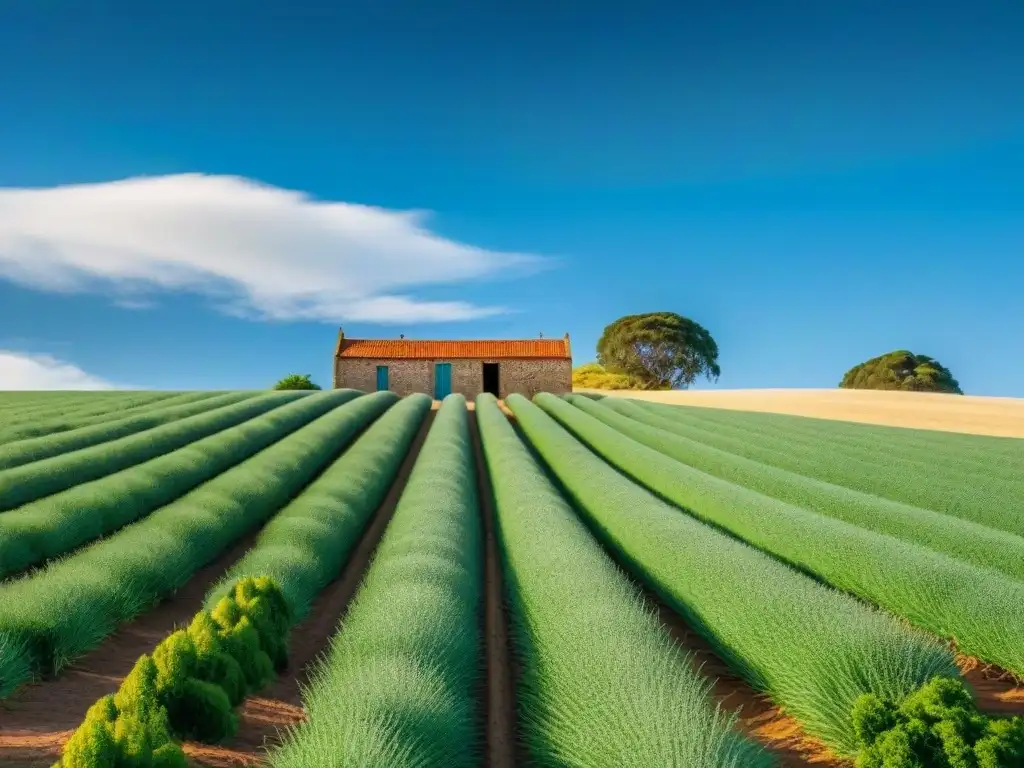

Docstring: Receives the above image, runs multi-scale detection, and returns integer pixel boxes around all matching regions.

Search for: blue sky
[0,1,1021,394]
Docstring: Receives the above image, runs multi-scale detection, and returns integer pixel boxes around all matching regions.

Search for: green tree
[596,312,721,390]
[839,351,963,394]
[272,374,322,391]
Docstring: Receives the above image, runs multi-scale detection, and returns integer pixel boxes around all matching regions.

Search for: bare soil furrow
[468,410,519,768]
[956,654,1024,717]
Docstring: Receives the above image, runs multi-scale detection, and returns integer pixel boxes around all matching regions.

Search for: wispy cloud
[0,351,126,390]
[0,174,545,323]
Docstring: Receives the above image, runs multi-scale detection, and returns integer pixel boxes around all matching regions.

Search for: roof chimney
[539,331,544,338]
[399,333,405,339]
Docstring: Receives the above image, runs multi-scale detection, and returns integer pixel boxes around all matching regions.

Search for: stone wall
[334,357,571,398]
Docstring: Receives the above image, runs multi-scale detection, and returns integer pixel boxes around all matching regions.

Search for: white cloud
[0,351,125,390]
[0,174,544,323]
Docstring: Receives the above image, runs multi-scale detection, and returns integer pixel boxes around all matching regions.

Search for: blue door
[434,362,452,399]
[375,365,389,391]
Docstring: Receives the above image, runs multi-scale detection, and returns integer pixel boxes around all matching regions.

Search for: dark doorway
[482,362,500,396]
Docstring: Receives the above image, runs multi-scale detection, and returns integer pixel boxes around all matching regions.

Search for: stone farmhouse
[333,330,573,399]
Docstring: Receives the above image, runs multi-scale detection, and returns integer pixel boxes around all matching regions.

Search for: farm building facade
[333,330,573,399]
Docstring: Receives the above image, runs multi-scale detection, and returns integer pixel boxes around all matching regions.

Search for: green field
[0,389,1021,768]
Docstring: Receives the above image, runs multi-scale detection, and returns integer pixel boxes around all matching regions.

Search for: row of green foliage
[505,394,955,757]
[0,392,133,411]
[546,394,1024,679]
[0,390,349,579]
[638,397,1024,508]
[0,391,176,417]
[0,390,315,512]
[632,400,1024,538]
[0,390,393,698]
[640,396,1024,467]
[0,392,223,447]
[475,394,770,767]
[205,393,432,618]
[58,393,431,766]
[578,396,1024,583]
[268,395,484,768]
[0,391,187,437]
[59,577,292,768]
[0,392,258,471]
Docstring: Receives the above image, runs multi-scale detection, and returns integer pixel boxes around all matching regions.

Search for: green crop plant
[0,391,356,578]
[0,391,180,433]
[636,397,1024,468]
[0,390,396,698]
[0,391,259,471]
[268,394,483,768]
[206,393,432,619]
[0,391,229,445]
[0,389,324,511]
[633,397,1024,504]
[476,393,771,767]
[58,576,292,766]
[630,400,1024,538]
[539,393,1024,679]
[569,395,1024,583]
[505,394,956,757]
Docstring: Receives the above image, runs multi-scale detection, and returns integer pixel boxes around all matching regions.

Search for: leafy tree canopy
[572,363,664,391]
[839,350,963,395]
[597,312,721,390]
[272,374,322,391]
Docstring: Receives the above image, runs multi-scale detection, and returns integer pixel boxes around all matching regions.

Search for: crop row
[206,392,432,617]
[0,390,316,511]
[632,399,1024,538]
[640,395,1024,496]
[0,391,259,471]
[269,394,484,768]
[0,391,184,433]
[545,394,1024,678]
[641,396,1024,466]
[476,393,768,767]
[506,394,955,757]
[574,395,1024,583]
[0,390,356,578]
[58,393,432,765]
[0,392,231,444]
[0,390,393,697]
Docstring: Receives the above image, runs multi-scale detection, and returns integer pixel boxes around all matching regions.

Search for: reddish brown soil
[957,654,1024,716]
[0,529,263,767]
[183,409,436,767]
[650,597,849,767]
[468,411,518,768]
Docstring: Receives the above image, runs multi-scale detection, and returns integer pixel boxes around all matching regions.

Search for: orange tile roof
[337,337,571,360]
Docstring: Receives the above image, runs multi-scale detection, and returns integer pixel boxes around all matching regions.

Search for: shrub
[273,374,322,390]
[59,657,186,767]
[840,350,963,394]
[572,362,651,390]
[852,677,1024,767]
[59,577,292,762]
